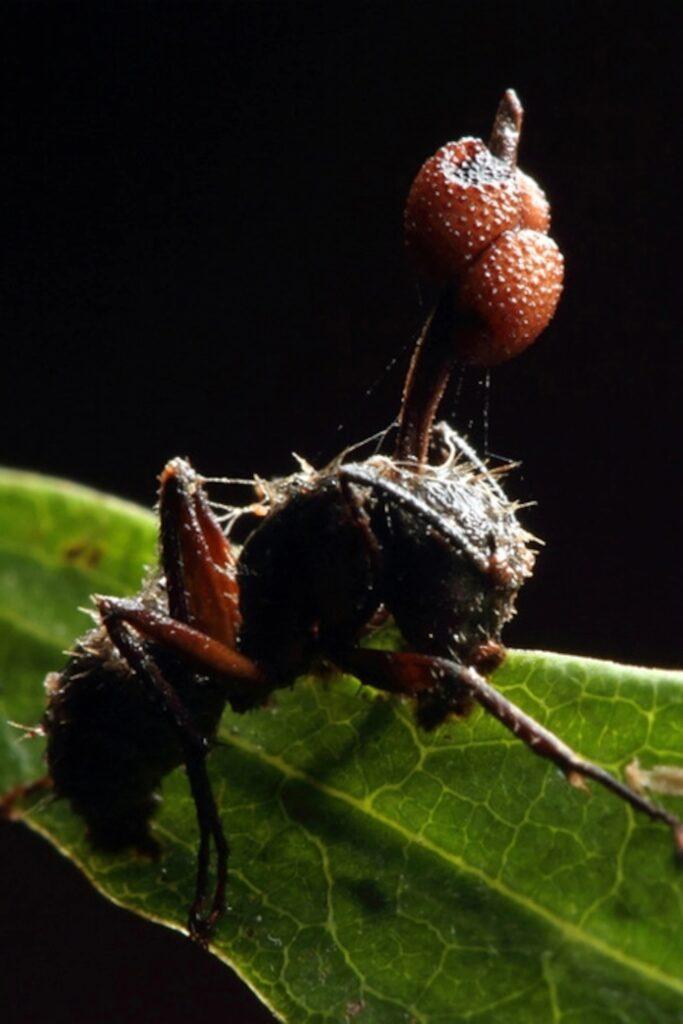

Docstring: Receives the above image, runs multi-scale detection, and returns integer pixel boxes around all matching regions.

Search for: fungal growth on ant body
[5,91,681,946]
[400,89,564,462]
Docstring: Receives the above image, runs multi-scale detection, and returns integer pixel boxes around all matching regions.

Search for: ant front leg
[98,459,267,691]
[159,458,240,647]
[339,648,683,855]
[97,459,267,943]
[102,616,226,943]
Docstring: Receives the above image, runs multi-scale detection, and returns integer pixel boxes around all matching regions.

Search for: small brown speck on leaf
[63,540,104,569]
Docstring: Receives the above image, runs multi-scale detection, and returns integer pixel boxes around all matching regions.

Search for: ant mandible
[10,92,682,945]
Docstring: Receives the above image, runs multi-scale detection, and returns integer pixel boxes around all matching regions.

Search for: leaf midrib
[220,727,683,998]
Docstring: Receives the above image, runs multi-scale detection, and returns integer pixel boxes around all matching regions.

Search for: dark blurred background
[2,2,681,1021]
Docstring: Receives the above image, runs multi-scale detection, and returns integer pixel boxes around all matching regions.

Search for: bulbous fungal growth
[404,137,521,283]
[516,170,551,234]
[396,91,564,465]
[458,229,564,365]
[404,89,563,367]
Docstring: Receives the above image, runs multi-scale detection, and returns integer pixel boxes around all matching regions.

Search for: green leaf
[1,466,682,1023]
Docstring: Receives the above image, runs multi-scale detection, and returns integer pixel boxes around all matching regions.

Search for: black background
[2,3,682,1022]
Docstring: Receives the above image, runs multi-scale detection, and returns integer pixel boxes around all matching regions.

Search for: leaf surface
[1,467,682,1023]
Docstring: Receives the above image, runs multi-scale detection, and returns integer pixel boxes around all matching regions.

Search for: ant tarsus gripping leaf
[3,92,681,946]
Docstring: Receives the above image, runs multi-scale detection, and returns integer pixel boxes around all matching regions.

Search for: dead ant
[4,93,681,946]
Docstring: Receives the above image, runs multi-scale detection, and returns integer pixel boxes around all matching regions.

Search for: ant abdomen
[45,630,225,854]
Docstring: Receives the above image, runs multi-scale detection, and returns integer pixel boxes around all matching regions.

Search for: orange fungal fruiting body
[516,170,551,234]
[458,229,563,365]
[404,138,521,283]
[404,92,563,366]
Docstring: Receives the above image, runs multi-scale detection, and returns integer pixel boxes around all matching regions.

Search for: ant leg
[93,457,269,691]
[338,648,683,855]
[103,617,227,945]
[93,460,270,942]
[159,458,241,647]
[184,751,229,943]
[97,598,266,687]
